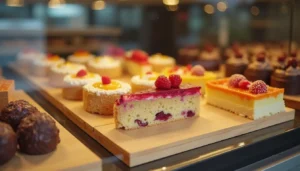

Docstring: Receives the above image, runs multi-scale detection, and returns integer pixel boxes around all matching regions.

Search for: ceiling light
[6,0,24,7]
[217,2,227,12]
[166,5,178,11]
[48,0,65,8]
[251,6,260,16]
[163,0,179,6]
[92,0,106,10]
[204,4,215,14]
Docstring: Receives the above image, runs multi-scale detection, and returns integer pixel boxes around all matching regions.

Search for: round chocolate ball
[0,122,17,165]
[17,112,60,155]
[0,100,39,131]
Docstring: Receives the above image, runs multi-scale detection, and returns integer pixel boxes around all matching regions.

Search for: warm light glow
[238,142,245,147]
[217,2,227,12]
[48,0,65,8]
[163,0,179,6]
[204,4,215,14]
[166,5,178,11]
[92,0,106,10]
[6,0,24,7]
[251,6,260,16]
[162,167,167,170]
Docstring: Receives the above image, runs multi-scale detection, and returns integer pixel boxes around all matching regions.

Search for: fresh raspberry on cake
[256,53,266,62]
[228,74,246,88]
[277,55,286,62]
[169,74,182,88]
[186,64,192,71]
[155,75,171,89]
[102,76,111,84]
[235,52,243,59]
[132,50,148,62]
[249,80,267,94]
[191,65,206,76]
[76,69,87,77]
[287,58,298,68]
[239,79,251,90]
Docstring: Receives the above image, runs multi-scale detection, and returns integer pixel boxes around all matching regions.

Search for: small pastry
[63,69,101,100]
[149,53,176,72]
[197,44,221,71]
[104,45,125,59]
[83,76,131,115]
[68,50,95,65]
[271,58,300,95]
[271,55,286,71]
[0,100,38,131]
[0,122,17,165]
[225,51,248,77]
[32,54,65,77]
[178,45,199,65]
[131,71,158,92]
[244,53,273,84]
[17,112,60,155]
[17,48,45,71]
[87,56,122,78]
[49,62,86,88]
[224,43,248,60]
[249,43,265,57]
[124,50,152,76]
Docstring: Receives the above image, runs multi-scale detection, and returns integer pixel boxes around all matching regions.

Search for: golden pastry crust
[62,86,83,101]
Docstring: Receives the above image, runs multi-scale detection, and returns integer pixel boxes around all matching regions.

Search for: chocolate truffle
[0,122,17,165]
[0,100,39,131]
[17,112,60,155]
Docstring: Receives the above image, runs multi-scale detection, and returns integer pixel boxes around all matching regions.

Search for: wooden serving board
[0,90,102,171]
[9,64,295,167]
[284,95,300,110]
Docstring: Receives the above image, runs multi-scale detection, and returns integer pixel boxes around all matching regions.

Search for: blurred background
[0,0,298,66]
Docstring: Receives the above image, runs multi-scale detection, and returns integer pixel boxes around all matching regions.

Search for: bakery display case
[1,0,300,170]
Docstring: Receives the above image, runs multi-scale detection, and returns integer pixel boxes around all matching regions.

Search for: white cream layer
[50,63,86,74]
[83,80,131,96]
[131,75,155,87]
[149,54,175,65]
[88,56,121,69]
[34,58,65,67]
[68,55,95,63]
[64,73,101,86]
[200,50,220,60]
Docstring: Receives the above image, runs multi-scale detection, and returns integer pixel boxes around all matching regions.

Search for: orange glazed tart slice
[114,75,201,130]
[206,74,285,120]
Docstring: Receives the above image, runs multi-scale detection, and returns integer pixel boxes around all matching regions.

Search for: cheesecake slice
[206,75,285,120]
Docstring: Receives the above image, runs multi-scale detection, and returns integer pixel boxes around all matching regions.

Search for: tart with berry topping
[206,74,285,120]
[271,58,300,95]
[32,54,65,77]
[244,52,273,84]
[83,76,131,115]
[197,44,221,71]
[163,65,217,93]
[49,62,86,87]
[114,75,201,130]
[149,53,176,72]
[62,69,101,100]
[124,50,152,76]
[87,56,122,78]
[17,48,45,70]
[225,51,249,77]
[68,50,95,65]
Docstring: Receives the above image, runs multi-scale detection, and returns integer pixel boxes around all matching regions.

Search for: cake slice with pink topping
[114,75,201,130]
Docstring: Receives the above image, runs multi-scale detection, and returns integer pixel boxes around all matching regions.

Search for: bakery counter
[3,66,300,171]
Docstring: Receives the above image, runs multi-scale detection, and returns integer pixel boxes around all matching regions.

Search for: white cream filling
[68,55,95,63]
[249,61,273,70]
[206,92,285,120]
[149,54,175,65]
[50,63,86,74]
[226,56,248,65]
[83,80,131,95]
[64,74,101,86]
[33,58,65,67]
[131,75,155,86]
[88,56,121,69]
[200,50,220,60]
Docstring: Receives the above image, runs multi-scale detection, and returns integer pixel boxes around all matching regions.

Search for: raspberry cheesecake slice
[206,74,285,120]
[114,75,201,130]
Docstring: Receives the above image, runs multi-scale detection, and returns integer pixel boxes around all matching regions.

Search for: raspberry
[134,119,148,127]
[155,75,171,90]
[169,74,182,88]
[155,111,172,121]
[169,66,180,73]
[228,74,246,88]
[291,52,297,58]
[186,64,192,71]
[249,80,267,94]
[102,76,111,85]
[191,65,206,76]
[76,69,87,77]
[238,79,251,90]
[204,44,214,53]
[256,53,266,62]
[47,53,54,58]
[131,50,148,62]
[277,55,286,62]
[235,52,243,59]
[287,58,298,68]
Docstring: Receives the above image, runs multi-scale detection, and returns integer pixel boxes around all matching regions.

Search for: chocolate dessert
[0,100,39,131]
[0,122,17,165]
[244,52,273,84]
[178,45,199,65]
[271,55,286,71]
[271,58,300,95]
[196,44,221,71]
[225,51,248,77]
[17,112,60,155]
